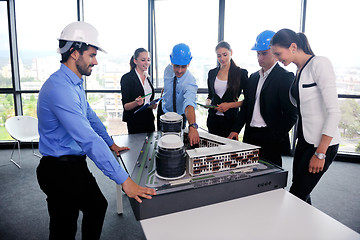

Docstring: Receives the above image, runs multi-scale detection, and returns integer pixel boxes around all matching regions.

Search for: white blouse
[214,77,228,116]
[135,69,152,104]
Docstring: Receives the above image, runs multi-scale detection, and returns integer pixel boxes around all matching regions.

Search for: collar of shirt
[175,71,188,82]
[259,62,277,79]
[135,68,152,103]
[60,63,84,87]
[250,63,277,128]
[162,64,197,114]
[135,68,145,85]
[164,64,189,81]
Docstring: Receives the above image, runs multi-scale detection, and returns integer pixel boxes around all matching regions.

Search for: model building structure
[183,130,260,176]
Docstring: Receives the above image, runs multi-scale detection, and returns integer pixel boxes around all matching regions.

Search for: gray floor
[0,148,359,240]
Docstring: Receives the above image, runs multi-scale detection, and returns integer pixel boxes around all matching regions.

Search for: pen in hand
[141,93,151,98]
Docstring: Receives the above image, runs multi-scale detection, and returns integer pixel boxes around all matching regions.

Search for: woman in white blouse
[271,29,341,204]
[121,48,156,134]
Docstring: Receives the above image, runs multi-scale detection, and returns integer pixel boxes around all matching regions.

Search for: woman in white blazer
[270,28,341,204]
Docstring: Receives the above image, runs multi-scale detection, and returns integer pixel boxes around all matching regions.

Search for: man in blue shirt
[36,21,156,240]
[161,43,200,146]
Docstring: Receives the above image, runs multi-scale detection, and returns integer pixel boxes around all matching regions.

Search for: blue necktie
[173,76,177,112]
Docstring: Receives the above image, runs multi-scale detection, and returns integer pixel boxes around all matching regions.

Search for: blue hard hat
[170,43,192,65]
[251,30,276,51]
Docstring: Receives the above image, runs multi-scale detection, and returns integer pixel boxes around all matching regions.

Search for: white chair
[5,116,41,168]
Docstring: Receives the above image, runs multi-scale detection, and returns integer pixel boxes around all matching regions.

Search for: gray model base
[128,132,288,220]
[130,169,287,220]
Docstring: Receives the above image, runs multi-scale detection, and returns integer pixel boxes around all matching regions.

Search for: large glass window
[2,0,360,158]
[0,2,14,141]
[339,98,360,154]
[0,1,12,88]
[224,0,300,142]
[87,93,127,136]
[225,0,301,75]
[22,93,38,118]
[306,0,360,95]
[0,94,15,140]
[154,0,219,89]
[83,0,148,91]
[83,0,148,136]
[306,0,360,154]
[15,0,77,91]
[195,93,209,130]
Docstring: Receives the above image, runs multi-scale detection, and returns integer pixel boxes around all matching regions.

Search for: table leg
[116,184,123,214]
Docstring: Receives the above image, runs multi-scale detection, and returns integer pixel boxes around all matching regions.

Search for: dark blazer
[207,62,248,121]
[120,69,155,124]
[232,63,297,149]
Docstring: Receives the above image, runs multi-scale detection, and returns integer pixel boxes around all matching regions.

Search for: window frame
[1,0,359,160]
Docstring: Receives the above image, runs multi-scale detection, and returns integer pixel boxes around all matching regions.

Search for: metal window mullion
[290,0,308,155]
[300,0,307,32]
[218,0,225,43]
[8,0,22,116]
[149,0,158,87]
[148,0,154,85]
[78,0,84,21]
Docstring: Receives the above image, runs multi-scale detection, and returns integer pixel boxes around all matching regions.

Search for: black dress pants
[207,114,234,138]
[127,119,155,134]
[243,126,283,167]
[36,155,108,240]
[290,138,338,204]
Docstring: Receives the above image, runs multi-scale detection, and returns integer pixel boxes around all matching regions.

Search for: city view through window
[0,0,359,154]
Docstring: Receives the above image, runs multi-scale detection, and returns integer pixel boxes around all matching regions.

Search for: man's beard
[76,56,92,76]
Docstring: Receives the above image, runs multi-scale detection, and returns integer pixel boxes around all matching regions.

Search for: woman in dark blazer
[206,41,248,138]
[120,48,156,134]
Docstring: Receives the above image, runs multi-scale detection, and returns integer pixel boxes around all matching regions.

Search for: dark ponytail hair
[216,41,231,53]
[130,48,148,71]
[215,41,241,100]
[270,28,314,55]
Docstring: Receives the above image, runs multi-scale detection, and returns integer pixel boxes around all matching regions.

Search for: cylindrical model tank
[159,112,183,136]
[155,134,187,180]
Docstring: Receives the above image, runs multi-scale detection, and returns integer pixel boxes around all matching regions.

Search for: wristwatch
[314,152,326,160]
[189,123,198,129]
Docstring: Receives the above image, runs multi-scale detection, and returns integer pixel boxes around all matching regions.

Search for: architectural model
[183,129,260,176]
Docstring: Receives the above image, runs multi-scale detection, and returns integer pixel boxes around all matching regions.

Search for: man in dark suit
[228,30,297,167]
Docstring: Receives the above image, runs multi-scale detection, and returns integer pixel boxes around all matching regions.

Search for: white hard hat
[58,21,106,54]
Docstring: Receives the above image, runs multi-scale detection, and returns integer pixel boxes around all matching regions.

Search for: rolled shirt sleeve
[179,75,197,113]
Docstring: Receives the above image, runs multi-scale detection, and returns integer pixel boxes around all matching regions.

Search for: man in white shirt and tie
[229,30,297,167]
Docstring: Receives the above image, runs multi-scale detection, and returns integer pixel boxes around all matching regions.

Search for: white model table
[140,188,360,240]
